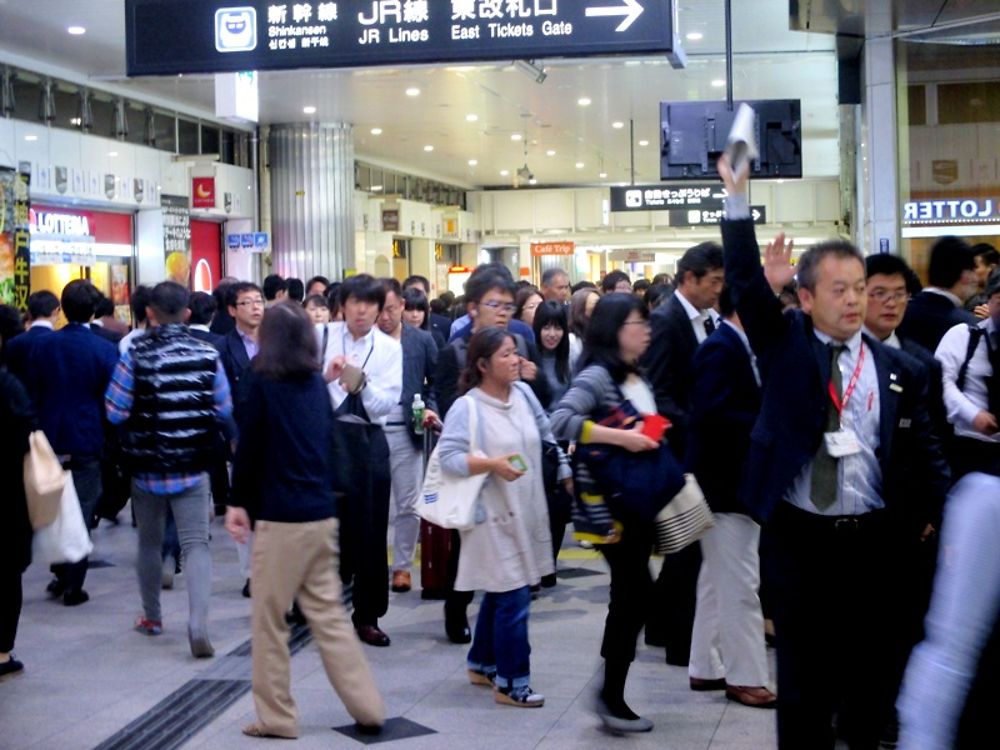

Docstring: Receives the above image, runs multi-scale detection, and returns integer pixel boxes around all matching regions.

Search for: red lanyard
[827,344,866,419]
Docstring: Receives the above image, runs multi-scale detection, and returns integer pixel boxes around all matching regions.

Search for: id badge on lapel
[825,429,862,458]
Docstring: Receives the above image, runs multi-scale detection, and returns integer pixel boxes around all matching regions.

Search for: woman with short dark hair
[550,293,666,734]
[225,303,384,739]
[437,327,570,708]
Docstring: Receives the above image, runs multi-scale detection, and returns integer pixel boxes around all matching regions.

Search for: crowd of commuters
[1,172,998,745]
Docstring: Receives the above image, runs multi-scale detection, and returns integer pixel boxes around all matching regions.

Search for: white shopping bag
[32,474,94,565]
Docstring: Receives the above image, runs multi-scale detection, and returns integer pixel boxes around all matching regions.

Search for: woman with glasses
[513,287,544,330]
[437,327,569,707]
[550,293,663,733]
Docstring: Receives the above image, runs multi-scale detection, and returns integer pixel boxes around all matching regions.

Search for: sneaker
[135,616,163,636]
[0,656,24,683]
[495,684,545,708]
[467,667,497,687]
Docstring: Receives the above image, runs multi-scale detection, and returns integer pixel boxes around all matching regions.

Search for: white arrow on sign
[752,208,762,221]
[586,0,644,33]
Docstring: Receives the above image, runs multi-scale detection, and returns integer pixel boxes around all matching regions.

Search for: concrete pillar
[269,123,354,280]
[859,0,899,255]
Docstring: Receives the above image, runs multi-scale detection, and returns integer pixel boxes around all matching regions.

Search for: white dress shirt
[785,329,884,515]
[935,318,1000,444]
[675,289,718,344]
[923,287,963,308]
[29,320,54,331]
[319,321,402,426]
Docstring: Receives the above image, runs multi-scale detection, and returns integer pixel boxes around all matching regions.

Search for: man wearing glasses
[220,282,265,400]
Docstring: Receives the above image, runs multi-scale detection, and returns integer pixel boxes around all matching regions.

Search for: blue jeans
[467,586,532,689]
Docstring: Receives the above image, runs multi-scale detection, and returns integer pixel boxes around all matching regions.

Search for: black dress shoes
[444,603,471,644]
[62,589,90,607]
[356,624,391,647]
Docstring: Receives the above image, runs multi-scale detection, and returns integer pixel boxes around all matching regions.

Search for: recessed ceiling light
[500,170,510,177]
[686,32,704,41]
[577,97,592,107]
[466,113,479,122]
[423,145,434,152]
[511,133,523,141]
[575,162,585,169]
[406,87,421,97]
[468,159,478,166]
[711,79,726,88]
[370,127,383,135]
[67,26,86,35]
[108,151,118,157]
[599,172,608,179]
[638,140,650,147]
[24,135,38,142]
[612,121,625,129]
[528,178,538,185]
[371,185,383,192]
[546,149,556,157]
[302,106,317,114]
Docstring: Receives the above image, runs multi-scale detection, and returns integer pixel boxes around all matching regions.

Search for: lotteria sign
[902,198,1000,224]
[125,0,674,76]
[30,210,92,238]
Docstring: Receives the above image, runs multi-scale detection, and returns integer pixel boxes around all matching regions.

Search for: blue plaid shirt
[105,343,233,495]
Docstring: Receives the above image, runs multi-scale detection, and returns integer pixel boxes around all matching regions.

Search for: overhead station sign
[125,0,673,76]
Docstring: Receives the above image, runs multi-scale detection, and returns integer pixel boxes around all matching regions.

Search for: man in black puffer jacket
[105,282,233,658]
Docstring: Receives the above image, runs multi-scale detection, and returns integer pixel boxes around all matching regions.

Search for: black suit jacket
[189,327,227,351]
[897,290,977,354]
[429,313,451,346]
[688,323,762,515]
[3,326,53,385]
[723,218,950,531]
[218,329,252,414]
[91,322,123,345]
[641,292,700,461]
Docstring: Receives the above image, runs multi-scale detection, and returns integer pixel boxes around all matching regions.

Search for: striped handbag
[653,474,715,555]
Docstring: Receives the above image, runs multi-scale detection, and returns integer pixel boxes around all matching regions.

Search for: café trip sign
[531,241,575,257]
[126,0,674,76]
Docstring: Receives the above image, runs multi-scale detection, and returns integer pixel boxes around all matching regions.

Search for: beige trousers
[251,517,385,737]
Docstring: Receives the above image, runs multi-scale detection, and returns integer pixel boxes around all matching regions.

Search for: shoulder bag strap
[957,325,985,392]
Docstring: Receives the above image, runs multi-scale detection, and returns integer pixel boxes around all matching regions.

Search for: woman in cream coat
[437,327,571,708]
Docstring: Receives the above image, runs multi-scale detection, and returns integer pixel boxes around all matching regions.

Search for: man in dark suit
[187,291,226,350]
[719,156,950,749]
[218,282,264,405]
[687,288,775,707]
[26,280,119,606]
[91,295,125,345]
[897,236,978,352]
[640,241,724,665]
[4,290,59,385]
[209,277,239,337]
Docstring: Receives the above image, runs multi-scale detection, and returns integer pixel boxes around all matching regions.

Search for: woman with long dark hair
[550,293,663,733]
[437,327,570,708]
[0,325,33,682]
[513,287,543,330]
[532,301,572,410]
[225,303,384,739]
[568,287,600,365]
[402,287,446,349]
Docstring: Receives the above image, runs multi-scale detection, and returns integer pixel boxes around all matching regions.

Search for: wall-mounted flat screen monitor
[660,99,802,180]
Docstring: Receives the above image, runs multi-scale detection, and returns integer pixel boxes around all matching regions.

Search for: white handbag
[32,474,94,566]
[653,473,715,555]
[417,395,487,531]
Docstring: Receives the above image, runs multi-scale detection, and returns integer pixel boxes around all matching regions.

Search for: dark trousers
[339,427,391,627]
[767,504,900,750]
[0,570,23,653]
[445,532,475,610]
[598,525,655,663]
[950,437,1000,480]
[647,543,701,664]
[50,459,102,594]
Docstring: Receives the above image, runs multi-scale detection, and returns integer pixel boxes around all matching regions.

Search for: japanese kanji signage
[610,183,727,212]
[0,168,31,313]
[126,0,673,76]
[162,194,192,285]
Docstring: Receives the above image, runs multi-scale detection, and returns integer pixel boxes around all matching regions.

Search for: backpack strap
[957,324,986,392]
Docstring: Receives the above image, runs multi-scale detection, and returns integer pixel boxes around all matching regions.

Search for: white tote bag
[23,430,67,530]
[32,474,94,566]
[653,473,715,555]
[417,395,487,531]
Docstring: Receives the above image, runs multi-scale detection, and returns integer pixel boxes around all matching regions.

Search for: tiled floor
[1,515,778,749]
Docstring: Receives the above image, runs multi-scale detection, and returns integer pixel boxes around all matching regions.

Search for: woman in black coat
[0,350,34,681]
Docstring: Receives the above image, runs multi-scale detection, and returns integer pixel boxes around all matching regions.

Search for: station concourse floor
[2,513,779,750]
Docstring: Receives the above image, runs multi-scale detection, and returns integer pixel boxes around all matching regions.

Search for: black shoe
[0,656,24,683]
[444,603,471,644]
[242,579,251,598]
[356,624,391,647]
[540,573,557,588]
[595,692,653,733]
[63,590,90,607]
[285,603,307,627]
[46,579,66,598]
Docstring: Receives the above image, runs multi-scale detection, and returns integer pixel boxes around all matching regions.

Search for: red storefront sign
[530,241,575,257]
[190,220,222,292]
[192,177,216,208]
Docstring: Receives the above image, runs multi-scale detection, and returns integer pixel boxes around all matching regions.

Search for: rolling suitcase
[419,430,452,600]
